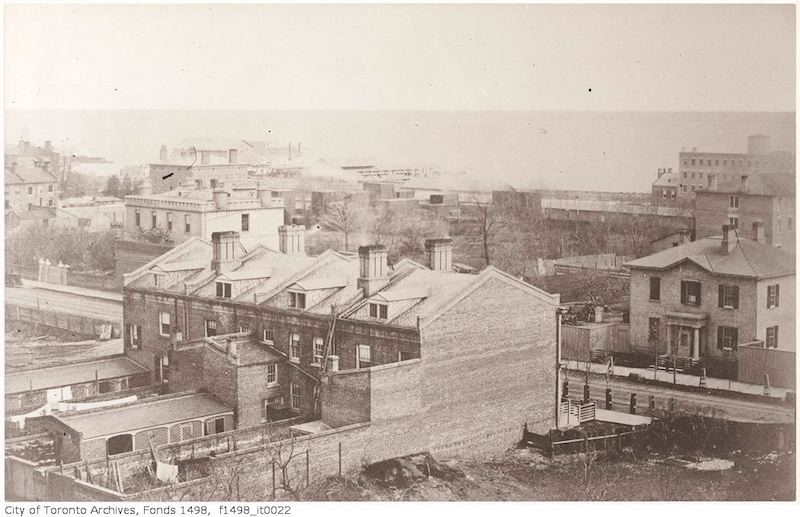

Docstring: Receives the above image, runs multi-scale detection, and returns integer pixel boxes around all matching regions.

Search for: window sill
[648,299,660,303]
[289,358,300,364]
[310,362,323,368]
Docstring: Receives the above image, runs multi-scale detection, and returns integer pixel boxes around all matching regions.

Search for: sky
[2,4,796,192]
[4,3,796,112]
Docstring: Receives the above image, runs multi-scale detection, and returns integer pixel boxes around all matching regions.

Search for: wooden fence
[737,342,795,390]
[6,303,121,339]
[523,426,649,457]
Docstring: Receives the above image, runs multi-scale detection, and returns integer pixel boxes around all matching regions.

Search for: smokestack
[425,238,453,272]
[721,224,737,255]
[201,150,210,165]
[752,221,766,244]
[160,144,168,162]
[358,245,389,297]
[213,182,228,209]
[228,148,238,164]
[278,225,306,255]
[211,231,241,275]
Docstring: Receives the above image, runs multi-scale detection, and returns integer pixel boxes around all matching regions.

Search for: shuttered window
[680,280,701,306]
[717,284,739,309]
[717,326,738,351]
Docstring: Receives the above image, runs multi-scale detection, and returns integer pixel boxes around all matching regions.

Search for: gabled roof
[625,235,795,280]
[5,163,57,185]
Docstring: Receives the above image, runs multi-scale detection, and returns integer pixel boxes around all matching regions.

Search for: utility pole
[555,306,564,429]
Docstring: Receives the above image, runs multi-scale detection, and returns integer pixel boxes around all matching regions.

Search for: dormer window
[369,302,388,320]
[216,281,232,298]
[288,291,306,309]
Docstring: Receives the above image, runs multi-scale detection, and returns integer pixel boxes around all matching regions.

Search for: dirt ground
[307,448,796,501]
[4,320,122,371]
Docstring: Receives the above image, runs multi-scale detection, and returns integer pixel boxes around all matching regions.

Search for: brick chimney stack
[721,224,737,255]
[358,245,389,297]
[425,238,453,272]
[278,225,306,255]
[211,231,241,275]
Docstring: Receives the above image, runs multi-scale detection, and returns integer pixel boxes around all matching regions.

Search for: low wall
[5,303,121,338]
[68,271,121,292]
[738,343,795,390]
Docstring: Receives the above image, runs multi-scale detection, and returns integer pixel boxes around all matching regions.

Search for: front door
[678,328,692,357]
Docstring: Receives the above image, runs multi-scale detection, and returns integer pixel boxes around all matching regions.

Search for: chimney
[257,181,272,207]
[211,231,241,274]
[159,144,168,162]
[137,177,153,195]
[326,355,339,372]
[226,337,238,362]
[201,150,210,165]
[358,245,389,296]
[741,175,749,192]
[213,182,228,210]
[721,224,737,255]
[228,148,238,164]
[657,168,664,179]
[278,225,306,255]
[425,238,453,272]
[752,221,766,244]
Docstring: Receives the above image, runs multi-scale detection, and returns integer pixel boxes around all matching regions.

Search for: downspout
[555,306,564,430]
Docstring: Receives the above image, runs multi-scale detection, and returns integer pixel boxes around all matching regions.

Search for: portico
[665,311,708,362]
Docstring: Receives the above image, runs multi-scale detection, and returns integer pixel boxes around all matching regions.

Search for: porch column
[692,327,700,361]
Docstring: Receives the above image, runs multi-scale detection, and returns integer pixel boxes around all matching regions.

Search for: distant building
[694,173,795,251]
[123,180,284,249]
[4,159,59,212]
[626,225,795,370]
[652,134,795,204]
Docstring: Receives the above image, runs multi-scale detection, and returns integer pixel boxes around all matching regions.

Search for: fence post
[338,442,342,476]
[562,380,569,401]
[605,388,612,410]
[583,384,590,403]
[648,395,655,414]
[306,450,310,487]
[629,393,637,415]
[549,430,555,459]
[271,461,276,499]
[668,397,675,413]
[583,436,589,454]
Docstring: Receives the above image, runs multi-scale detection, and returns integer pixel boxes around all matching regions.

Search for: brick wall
[320,369,371,428]
[630,263,760,359]
[419,276,558,457]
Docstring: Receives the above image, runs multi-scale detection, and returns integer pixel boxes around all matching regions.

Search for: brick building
[4,159,59,212]
[626,225,795,369]
[122,229,561,444]
[694,173,795,251]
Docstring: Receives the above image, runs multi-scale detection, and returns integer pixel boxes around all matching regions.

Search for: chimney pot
[721,224,737,255]
[211,231,241,274]
[358,245,389,296]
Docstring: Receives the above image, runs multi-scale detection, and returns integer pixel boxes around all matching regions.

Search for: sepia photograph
[2,1,796,506]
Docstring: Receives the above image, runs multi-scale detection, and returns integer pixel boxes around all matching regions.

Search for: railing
[559,400,596,427]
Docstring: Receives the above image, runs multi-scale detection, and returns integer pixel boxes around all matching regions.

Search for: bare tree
[321,199,358,252]
[469,194,508,267]
[565,447,628,501]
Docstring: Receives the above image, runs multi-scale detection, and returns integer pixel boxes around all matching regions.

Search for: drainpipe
[555,306,564,429]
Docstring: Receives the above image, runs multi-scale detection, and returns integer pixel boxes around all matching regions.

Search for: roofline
[123,237,210,286]
[626,259,793,281]
[418,266,559,330]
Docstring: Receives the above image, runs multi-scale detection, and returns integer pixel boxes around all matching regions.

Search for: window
[683,171,688,179]
[729,195,739,208]
[691,185,695,192]
[205,319,218,337]
[241,214,250,232]
[717,326,738,351]
[699,172,703,179]
[135,209,141,227]
[313,337,325,364]
[185,214,191,234]
[723,159,727,166]
[151,211,157,228]
[648,318,660,343]
[715,160,719,166]
[239,323,249,334]
[288,291,306,309]
[729,216,738,229]
[27,186,33,195]
[48,184,53,192]
[766,326,779,349]
[290,382,301,409]
[289,333,300,362]
[266,364,277,385]
[357,345,371,369]
[680,280,701,306]
[262,329,274,343]
[718,284,739,309]
[369,302,389,320]
[48,199,53,207]
[690,159,695,166]
[398,351,413,362]
[204,418,225,436]
[153,274,160,287]
[767,284,780,308]
[159,312,171,336]
[649,277,660,301]
[167,212,173,231]
[216,281,232,298]
[670,190,676,199]
[127,324,141,349]
[98,381,115,394]
[691,172,695,179]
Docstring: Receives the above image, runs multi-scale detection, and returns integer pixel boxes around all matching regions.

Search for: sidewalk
[565,359,790,400]
[21,279,123,303]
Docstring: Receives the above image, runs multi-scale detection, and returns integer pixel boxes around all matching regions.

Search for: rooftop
[697,173,795,197]
[5,163,58,185]
[625,235,795,280]
[58,392,232,439]
[5,356,149,395]
[205,333,285,366]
